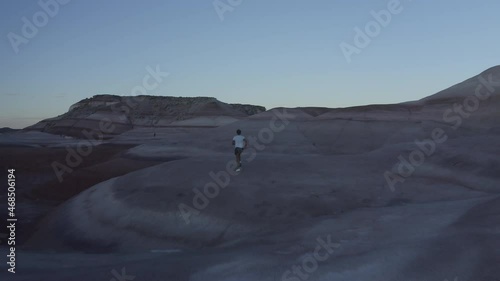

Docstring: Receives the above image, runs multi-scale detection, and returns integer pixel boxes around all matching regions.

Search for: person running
[232,129,247,170]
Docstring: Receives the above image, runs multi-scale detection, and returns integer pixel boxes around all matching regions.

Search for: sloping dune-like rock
[418,65,500,104]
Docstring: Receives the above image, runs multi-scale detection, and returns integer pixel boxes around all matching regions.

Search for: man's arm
[232,140,235,146]
[244,138,248,148]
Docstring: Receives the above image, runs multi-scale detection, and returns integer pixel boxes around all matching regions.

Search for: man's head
[236,129,241,135]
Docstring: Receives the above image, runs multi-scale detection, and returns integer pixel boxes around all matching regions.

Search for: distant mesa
[26,95,266,137]
[0,127,19,133]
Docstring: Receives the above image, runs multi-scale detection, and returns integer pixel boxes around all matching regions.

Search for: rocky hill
[26,95,266,137]
[0,127,18,133]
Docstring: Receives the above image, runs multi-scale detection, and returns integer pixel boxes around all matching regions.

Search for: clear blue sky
[1,0,499,128]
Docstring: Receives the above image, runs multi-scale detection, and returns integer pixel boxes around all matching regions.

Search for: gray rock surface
[2,66,500,281]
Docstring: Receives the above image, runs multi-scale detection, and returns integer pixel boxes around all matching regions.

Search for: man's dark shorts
[234,147,244,155]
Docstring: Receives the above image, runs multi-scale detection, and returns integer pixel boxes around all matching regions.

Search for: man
[232,129,247,171]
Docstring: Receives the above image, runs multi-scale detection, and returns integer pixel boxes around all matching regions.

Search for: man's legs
[237,151,242,167]
[235,148,242,168]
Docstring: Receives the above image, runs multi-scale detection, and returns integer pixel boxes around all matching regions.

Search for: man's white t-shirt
[233,135,246,148]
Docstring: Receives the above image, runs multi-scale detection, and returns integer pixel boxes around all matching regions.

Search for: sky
[0,0,499,128]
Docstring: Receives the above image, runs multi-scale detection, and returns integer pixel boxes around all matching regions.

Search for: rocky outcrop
[26,95,266,137]
[229,103,266,116]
